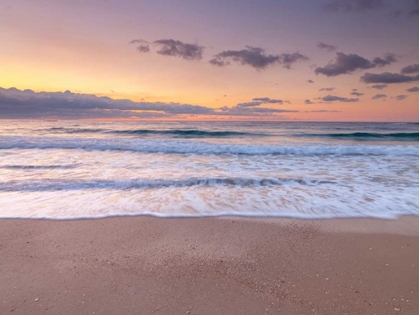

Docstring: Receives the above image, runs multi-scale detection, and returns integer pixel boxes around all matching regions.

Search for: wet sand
[0,216,418,315]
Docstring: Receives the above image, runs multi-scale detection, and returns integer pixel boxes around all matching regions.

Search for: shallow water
[0,120,418,219]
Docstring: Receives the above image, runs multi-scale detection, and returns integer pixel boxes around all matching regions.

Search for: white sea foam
[0,136,418,156]
[0,120,418,220]
[0,183,417,219]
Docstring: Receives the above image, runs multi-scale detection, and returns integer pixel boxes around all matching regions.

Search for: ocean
[0,120,418,219]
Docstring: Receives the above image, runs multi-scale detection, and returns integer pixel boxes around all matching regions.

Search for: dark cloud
[220,106,298,116]
[130,38,203,60]
[319,87,335,91]
[129,39,151,53]
[370,84,388,89]
[304,99,315,104]
[315,52,397,77]
[220,97,294,116]
[317,42,337,52]
[350,91,364,96]
[252,97,288,104]
[360,72,419,84]
[0,87,217,119]
[372,94,387,99]
[305,110,341,112]
[306,79,314,83]
[393,95,408,101]
[137,45,150,53]
[0,88,301,119]
[321,95,359,102]
[401,64,419,74]
[236,101,262,108]
[407,86,419,92]
[153,39,203,60]
[372,53,397,66]
[279,53,309,69]
[323,0,385,12]
[129,39,149,44]
[209,46,308,70]
[235,97,289,108]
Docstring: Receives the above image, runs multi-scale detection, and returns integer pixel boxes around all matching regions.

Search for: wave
[0,177,338,192]
[0,137,418,156]
[0,164,77,170]
[43,128,419,140]
[296,132,419,140]
[45,127,262,137]
[46,127,106,133]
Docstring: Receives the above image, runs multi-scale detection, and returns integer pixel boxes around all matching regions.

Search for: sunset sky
[0,0,418,121]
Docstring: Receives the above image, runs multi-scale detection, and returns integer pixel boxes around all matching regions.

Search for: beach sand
[0,216,418,315]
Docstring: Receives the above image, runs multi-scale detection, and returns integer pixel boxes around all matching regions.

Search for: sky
[0,0,418,121]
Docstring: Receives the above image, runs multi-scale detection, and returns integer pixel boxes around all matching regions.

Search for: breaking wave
[0,136,418,156]
[45,127,262,137]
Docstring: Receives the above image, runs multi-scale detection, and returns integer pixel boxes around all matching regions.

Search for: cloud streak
[0,88,300,119]
[394,95,408,101]
[370,84,388,89]
[360,72,419,84]
[317,42,337,52]
[220,106,298,116]
[315,52,397,77]
[252,97,288,104]
[130,38,204,60]
[401,64,419,74]
[209,46,308,70]
[0,88,218,119]
[234,97,290,108]
[137,45,150,53]
[305,110,341,113]
[217,96,295,116]
[320,95,359,102]
[154,39,204,60]
[372,94,387,99]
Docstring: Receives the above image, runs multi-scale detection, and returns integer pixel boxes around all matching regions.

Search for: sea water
[0,120,418,219]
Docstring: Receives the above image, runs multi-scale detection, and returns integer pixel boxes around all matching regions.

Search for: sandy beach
[0,216,418,315]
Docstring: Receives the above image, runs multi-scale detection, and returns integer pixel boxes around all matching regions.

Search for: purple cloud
[401,64,419,74]
[315,52,397,77]
[317,42,337,52]
[370,84,388,89]
[321,95,359,102]
[210,46,308,70]
[154,39,204,60]
[372,94,387,99]
[361,72,419,84]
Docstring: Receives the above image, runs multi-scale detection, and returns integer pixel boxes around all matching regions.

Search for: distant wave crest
[0,177,338,192]
[0,136,418,156]
[45,127,262,137]
[298,132,419,140]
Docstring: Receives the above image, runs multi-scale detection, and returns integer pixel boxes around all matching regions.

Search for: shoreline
[0,216,418,314]
[0,214,417,234]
